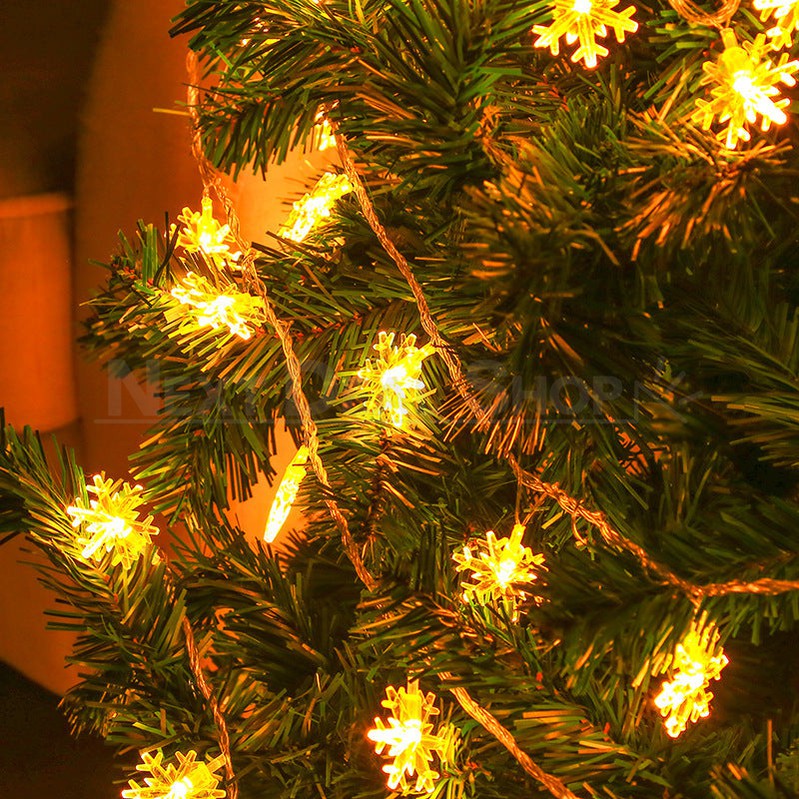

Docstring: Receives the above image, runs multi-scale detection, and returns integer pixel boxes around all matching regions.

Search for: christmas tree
[3,0,799,796]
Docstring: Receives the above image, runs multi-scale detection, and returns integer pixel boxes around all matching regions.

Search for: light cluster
[169,272,266,340]
[693,30,799,150]
[66,474,159,569]
[754,0,799,50]
[175,197,241,270]
[263,445,309,543]
[654,617,729,738]
[122,750,227,799]
[532,0,638,68]
[279,172,352,243]
[367,680,448,794]
[453,524,545,617]
[358,332,435,428]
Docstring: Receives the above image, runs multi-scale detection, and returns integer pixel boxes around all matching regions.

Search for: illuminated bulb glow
[314,113,336,151]
[279,172,352,243]
[654,619,729,738]
[453,524,545,617]
[66,474,158,568]
[532,0,638,68]
[169,272,266,340]
[693,30,799,149]
[753,0,799,50]
[358,331,435,428]
[122,750,226,799]
[175,197,241,270]
[367,680,446,794]
[263,445,309,543]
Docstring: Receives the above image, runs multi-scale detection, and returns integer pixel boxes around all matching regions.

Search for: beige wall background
[0,0,322,693]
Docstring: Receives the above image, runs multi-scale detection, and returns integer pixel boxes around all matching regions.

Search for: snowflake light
[753,0,799,51]
[175,197,241,270]
[367,680,448,794]
[693,29,799,150]
[169,272,266,340]
[66,474,159,569]
[279,172,352,243]
[122,750,226,799]
[654,616,729,738]
[453,524,545,615]
[264,445,308,543]
[532,0,638,68]
[358,332,435,428]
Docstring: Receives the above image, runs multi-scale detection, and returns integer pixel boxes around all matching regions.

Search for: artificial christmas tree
[3,0,799,796]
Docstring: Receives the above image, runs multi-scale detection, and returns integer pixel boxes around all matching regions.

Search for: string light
[693,29,799,150]
[358,332,435,429]
[278,172,352,243]
[175,197,241,270]
[169,272,266,340]
[453,524,545,618]
[314,113,336,151]
[263,445,309,543]
[532,0,638,68]
[122,750,226,799]
[66,474,159,569]
[654,616,729,738]
[367,680,448,794]
[753,0,799,51]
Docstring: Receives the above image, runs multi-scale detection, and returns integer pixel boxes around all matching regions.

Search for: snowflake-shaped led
[754,0,799,51]
[169,272,266,340]
[122,750,227,799]
[453,524,545,615]
[654,616,729,738]
[693,29,799,150]
[367,680,448,794]
[66,474,159,569]
[264,445,308,543]
[532,0,638,68]
[175,197,241,270]
[279,172,352,243]
[357,332,436,428]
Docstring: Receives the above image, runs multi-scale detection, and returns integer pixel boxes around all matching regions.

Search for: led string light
[367,680,450,794]
[358,331,436,429]
[175,197,242,270]
[753,0,799,50]
[654,616,729,738]
[66,474,159,568]
[453,524,545,619]
[693,29,799,149]
[278,172,353,243]
[532,0,638,68]
[169,271,266,341]
[122,750,227,799]
[263,445,309,543]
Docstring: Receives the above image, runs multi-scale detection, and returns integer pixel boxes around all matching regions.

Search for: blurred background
[0,1,320,794]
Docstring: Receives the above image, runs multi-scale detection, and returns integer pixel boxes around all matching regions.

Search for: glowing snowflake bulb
[122,750,226,799]
[693,29,799,149]
[654,617,729,738]
[358,331,436,428]
[279,172,352,243]
[453,524,545,617]
[263,445,309,543]
[169,272,266,340]
[66,474,159,568]
[367,680,448,794]
[533,0,638,68]
[175,197,241,270]
[753,0,799,50]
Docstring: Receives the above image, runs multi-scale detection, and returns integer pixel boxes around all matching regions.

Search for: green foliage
[3,0,799,795]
